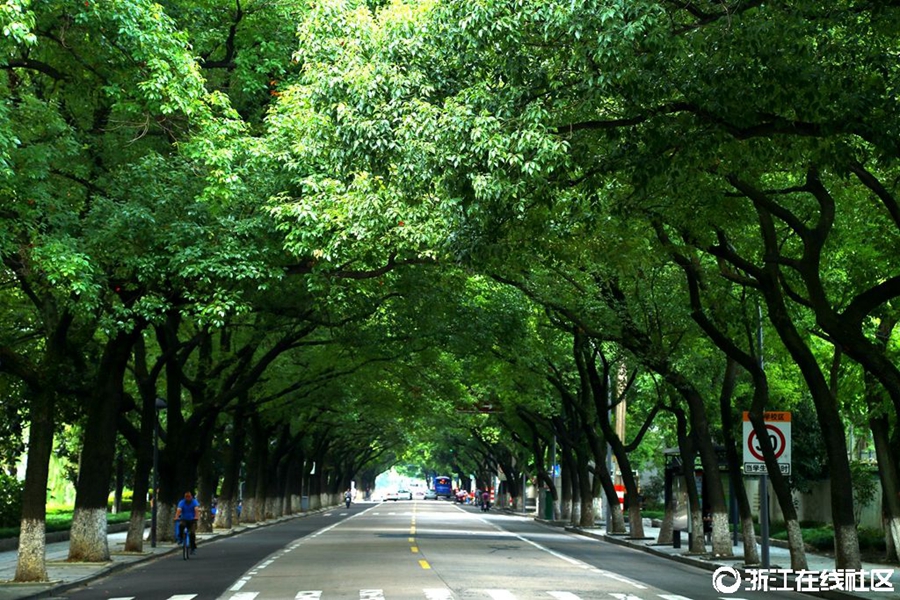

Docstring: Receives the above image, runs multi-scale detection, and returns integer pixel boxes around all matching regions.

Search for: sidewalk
[557,520,900,600]
[0,514,308,600]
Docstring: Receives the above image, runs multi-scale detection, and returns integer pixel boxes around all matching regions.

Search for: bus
[433,475,452,498]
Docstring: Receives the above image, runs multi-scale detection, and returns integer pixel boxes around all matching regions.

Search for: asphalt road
[58,501,812,600]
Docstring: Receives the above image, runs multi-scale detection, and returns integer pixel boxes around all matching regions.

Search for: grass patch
[0,510,146,540]
[767,521,886,553]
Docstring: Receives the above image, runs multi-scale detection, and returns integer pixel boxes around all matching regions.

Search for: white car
[397,488,413,500]
[383,490,399,501]
[412,488,426,501]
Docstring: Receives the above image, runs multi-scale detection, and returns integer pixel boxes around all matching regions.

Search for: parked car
[424,489,438,500]
[383,490,399,501]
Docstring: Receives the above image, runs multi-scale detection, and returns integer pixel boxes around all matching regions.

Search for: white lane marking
[360,590,385,600]
[228,578,250,591]
[227,594,259,600]
[108,597,135,600]
[548,593,583,599]
[295,593,322,599]
[659,596,694,600]
[485,591,518,599]
[424,589,454,600]
[610,594,643,600]
[168,596,198,600]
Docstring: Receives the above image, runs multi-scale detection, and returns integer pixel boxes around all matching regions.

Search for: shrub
[0,474,23,528]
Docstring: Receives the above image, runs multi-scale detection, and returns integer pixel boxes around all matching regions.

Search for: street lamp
[150,397,167,548]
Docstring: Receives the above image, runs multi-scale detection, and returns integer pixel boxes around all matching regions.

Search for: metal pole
[760,474,770,567]
[756,302,769,567]
[151,418,158,547]
[150,397,166,548]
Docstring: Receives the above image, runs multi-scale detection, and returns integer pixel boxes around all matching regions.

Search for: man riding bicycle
[174,491,200,554]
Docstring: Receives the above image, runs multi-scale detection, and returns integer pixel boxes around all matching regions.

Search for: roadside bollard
[673,529,681,549]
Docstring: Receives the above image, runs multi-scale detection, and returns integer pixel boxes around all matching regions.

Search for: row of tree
[1,0,898,582]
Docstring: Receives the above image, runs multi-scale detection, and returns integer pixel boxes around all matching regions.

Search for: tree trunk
[215,404,247,529]
[123,391,155,553]
[672,409,705,554]
[871,413,900,563]
[764,294,861,568]
[575,447,594,528]
[717,361,761,565]
[197,450,217,533]
[68,330,137,562]
[15,389,55,582]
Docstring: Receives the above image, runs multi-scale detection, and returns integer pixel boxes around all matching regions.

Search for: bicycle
[178,519,194,560]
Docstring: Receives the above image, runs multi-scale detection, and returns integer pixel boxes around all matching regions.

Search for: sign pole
[760,474,769,568]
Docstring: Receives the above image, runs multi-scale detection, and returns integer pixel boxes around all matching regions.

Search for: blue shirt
[178,498,199,520]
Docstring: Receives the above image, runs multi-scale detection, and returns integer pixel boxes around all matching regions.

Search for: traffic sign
[742,411,791,475]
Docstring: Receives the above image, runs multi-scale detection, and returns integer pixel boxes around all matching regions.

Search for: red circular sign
[748,425,786,461]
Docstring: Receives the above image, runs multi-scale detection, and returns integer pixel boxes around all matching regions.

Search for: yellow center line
[419,559,431,569]
[411,546,419,553]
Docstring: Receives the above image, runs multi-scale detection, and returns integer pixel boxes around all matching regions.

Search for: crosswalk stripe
[294,593,322,599]
[424,589,454,600]
[228,594,258,600]
[360,590,385,600]
[547,592,582,599]
[108,597,134,600]
[610,594,643,600]
[659,595,694,600]
[168,596,198,600]
[485,591,518,600]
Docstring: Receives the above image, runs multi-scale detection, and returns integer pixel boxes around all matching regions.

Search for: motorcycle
[345,495,352,508]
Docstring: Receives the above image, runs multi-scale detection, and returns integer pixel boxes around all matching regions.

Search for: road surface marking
[229,578,251,591]
[360,590,384,600]
[548,593,583,600]
[424,589,454,600]
[419,559,431,569]
[411,545,419,552]
[228,594,258,600]
[295,593,322,599]
[610,594,642,600]
[485,591,517,599]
